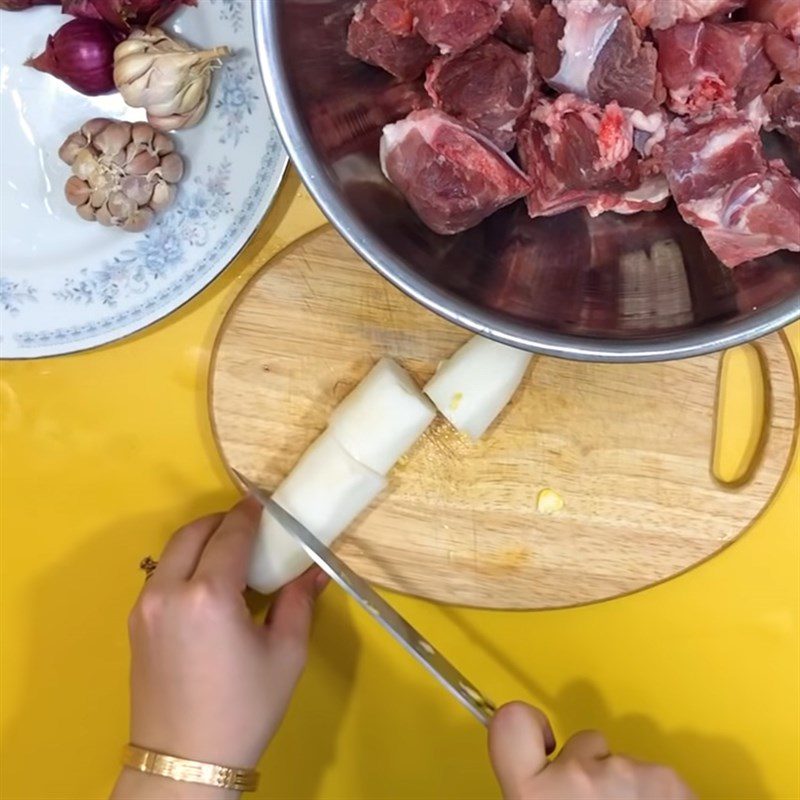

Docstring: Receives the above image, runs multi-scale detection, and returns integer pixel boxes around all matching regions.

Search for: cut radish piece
[424,335,532,439]
[329,358,436,475]
[247,431,387,594]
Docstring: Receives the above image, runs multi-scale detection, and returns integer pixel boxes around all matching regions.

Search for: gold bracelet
[122,744,259,792]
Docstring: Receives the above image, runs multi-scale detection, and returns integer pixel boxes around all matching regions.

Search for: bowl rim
[253,1,800,363]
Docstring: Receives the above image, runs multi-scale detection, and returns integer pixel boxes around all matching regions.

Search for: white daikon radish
[247,431,386,594]
[328,357,436,475]
[424,335,532,439]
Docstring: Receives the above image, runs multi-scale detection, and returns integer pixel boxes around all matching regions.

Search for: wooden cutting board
[210,227,797,609]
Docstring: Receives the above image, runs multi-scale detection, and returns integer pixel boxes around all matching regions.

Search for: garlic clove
[89,187,107,208]
[110,149,128,168]
[148,94,208,132]
[87,168,112,191]
[71,148,99,181]
[81,118,112,139]
[152,132,175,155]
[107,190,137,219]
[149,180,176,212]
[65,175,91,206]
[77,202,96,221]
[158,152,184,184]
[95,204,115,226]
[93,121,132,156]
[131,121,156,147]
[120,174,154,206]
[126,149,160,176]
[125,140,140,162]
[59,132,88,166]
[146,67,210,116]
[123,207,154,233]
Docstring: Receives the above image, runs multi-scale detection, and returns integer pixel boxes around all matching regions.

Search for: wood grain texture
[210,227,797,609]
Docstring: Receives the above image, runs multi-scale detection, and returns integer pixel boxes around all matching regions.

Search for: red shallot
[26,17,125,95]
[61,0,197,30]
[0,0,59,9]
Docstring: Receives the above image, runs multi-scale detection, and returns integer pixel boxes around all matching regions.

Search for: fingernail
[314,569,331,595]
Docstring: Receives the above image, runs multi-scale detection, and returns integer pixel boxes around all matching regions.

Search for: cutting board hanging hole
[712,344,769,488]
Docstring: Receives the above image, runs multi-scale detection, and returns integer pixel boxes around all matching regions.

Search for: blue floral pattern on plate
[0,1,287,358]
[210,0,246,32]
[0,278,38,316]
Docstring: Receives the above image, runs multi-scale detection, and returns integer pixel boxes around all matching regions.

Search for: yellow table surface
[2,175,798,800]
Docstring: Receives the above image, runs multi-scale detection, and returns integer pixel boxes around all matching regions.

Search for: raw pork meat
[532,0,663,112]
[380,109,531,234]
[372,0,415,36]
[626,0,747,30]
[655,21,777,116]
[765,82,800,142]
[663,113,800,265]
[765,32,800,82]
[347,0,436,80]
[414,0,512,55]
[425,37,540,150]
[497,0,545,51]
[747,0,800,42]
[516,94,669,218]
[764,32,800,142]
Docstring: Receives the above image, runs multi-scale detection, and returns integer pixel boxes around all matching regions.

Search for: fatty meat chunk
[532,0,663,112]
[655,21,777,117]
[516,94,668,218]
[625,0,747,30]
[380,109,531,234]
[663,113,800,266]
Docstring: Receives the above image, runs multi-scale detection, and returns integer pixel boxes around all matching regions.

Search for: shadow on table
[441,610,771,800]
[259,587,361,800]
[1,492,359,800]
[1,483,771,800]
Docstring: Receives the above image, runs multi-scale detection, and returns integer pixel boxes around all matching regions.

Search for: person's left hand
[124,497,327,769]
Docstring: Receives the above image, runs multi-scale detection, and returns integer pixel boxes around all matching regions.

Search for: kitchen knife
[234,469,496,726]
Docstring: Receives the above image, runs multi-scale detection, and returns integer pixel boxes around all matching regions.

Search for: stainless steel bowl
[253,1,800,362]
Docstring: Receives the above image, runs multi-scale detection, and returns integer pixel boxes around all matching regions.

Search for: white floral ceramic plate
[0,1,287,358]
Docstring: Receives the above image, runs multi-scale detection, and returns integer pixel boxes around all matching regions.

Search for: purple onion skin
[61,0,198,30]
[25,18,125,96]
[1,0,60,10]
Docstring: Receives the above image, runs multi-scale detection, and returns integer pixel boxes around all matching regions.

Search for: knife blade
[233,469,496,726]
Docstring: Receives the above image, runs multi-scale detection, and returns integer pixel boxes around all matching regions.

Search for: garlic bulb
[114,28,231,132]
[59,118,184,232]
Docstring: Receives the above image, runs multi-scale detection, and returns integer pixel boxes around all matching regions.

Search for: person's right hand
[489,702,696,800]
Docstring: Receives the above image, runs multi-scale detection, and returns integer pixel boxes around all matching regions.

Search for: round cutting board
[210,227,797,609]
